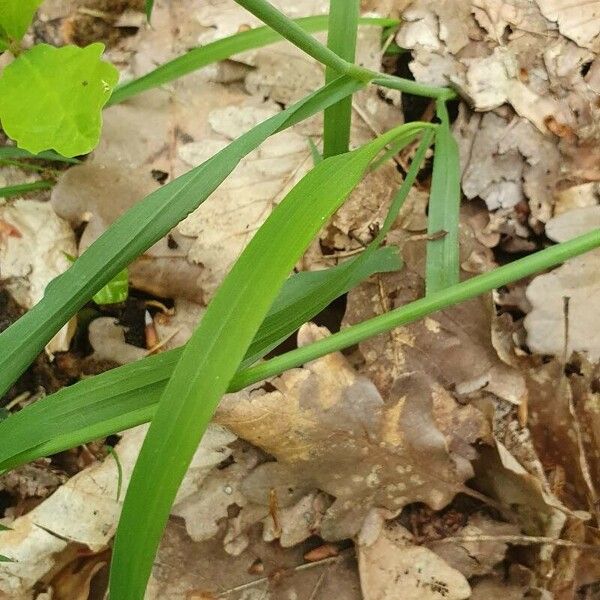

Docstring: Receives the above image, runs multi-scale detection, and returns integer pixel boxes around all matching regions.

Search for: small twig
[217,553,350,597]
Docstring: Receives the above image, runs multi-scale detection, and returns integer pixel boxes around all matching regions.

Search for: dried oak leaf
[536,0,600,50]
[216,323,479,541]
[357,522,471,600]
[342,237,525,407]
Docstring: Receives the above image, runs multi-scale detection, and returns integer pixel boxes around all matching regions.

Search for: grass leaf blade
[0,76,365,398]
[323,0,360,157]
[109,125,416,598]
[0,246,400,472]
[425,99,461,294]
[0,180,52,198]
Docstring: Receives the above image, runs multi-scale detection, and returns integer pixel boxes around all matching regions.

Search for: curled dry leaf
[357,522,471,600]
[536,0,600,49]
[0,199,77,354]
[397,0,600,244]
[216,323,480,541]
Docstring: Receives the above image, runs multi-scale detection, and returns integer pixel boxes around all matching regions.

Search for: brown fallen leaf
[148,519,362,600]
[357,522,471,600]
[426,513,520,578]
[343,235,524,407]
[217,323,482,541]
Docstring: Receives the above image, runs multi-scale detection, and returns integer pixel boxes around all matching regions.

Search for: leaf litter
[2,0,600,598]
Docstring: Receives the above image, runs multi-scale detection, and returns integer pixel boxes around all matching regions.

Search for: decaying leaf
[536,0,600,49]
[357,522,471,600]
[216,323,482,541]
[0,199,76,354]
[0,424,237,597]
[148,519,362,600]
[343,237,524,406]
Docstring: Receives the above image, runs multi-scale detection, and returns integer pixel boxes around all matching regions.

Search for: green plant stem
[108,16,394,106]
[323,0,360,157]
[230,228,600,390]
[233,0,364,78]
[233,0,455,99]
[425,99,461,294]
[370,75,457,100]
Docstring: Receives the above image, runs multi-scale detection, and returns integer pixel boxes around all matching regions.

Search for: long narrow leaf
[0,180,52,198]
[0,128,432,473]
[0,247,400,472]
[109,124,417,599]
[108,15,395,106]
[0,76,365,397]
[3,230,600,474]
[425,99,461,294]
[323,0,360,157]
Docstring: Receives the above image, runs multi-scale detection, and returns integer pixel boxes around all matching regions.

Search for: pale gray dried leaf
[0,424,236,597]
[216,324,477,541]
[0,199,76,353]
[88,318,147,365]
[357,523,471,600]
[172,441,262,545]
[525,249,600,361]
[536,0,600,49]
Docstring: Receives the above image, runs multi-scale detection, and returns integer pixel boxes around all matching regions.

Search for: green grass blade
[323,0,360,157]
[3,228,600,473]
[0,127,430,473]
[425,99,461,294]
[233,0,360,77]
[231,227,600,390]
[108,16,395,106]
[0,75,365,398]
[0,180,52,198]
[0,246,400,472]
[0,146,79,163]
[109,124,415,599]
[145,0,154,20]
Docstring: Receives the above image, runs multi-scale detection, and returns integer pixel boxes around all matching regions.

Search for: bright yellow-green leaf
[0,43,118,157]
[92,268,128,305]
[0,0,43,49]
